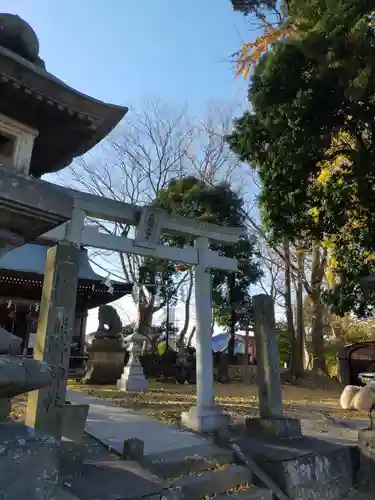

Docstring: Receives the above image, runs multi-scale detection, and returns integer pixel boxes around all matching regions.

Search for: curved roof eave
[0,45,128,176]
[0,45,127,116]
[0,242,126,286]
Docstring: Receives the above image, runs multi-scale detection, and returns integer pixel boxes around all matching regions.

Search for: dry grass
[11,376,368,429]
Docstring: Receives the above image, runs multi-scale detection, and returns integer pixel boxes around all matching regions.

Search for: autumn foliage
[232,26,295,78]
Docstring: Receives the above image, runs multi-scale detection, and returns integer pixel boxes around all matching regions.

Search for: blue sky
[1,0,263,333]
[2,0,250,112]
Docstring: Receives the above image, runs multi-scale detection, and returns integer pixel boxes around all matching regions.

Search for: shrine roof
[0,15,128,177]
[0,243,133,308]
[0,242,101,279]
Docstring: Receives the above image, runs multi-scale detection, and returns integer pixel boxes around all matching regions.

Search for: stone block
[61,402,89,442]
[356,429,375,489]
[181,405,230,433]
[59,439,85,482]
[212,427,231,448]
[234,435,354,500]
[122,438,144,461]
[0,420,59,499]
[245,417,302,439]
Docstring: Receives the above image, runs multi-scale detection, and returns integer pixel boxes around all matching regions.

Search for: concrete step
[141,444,235,478]
[172,464,252,499]
[215,487,273,499]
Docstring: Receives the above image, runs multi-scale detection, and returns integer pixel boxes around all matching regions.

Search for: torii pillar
[25,208,84,439]
[181,237,230,432]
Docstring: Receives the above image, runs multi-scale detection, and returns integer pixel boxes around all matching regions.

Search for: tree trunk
[243,327,250,381]
[178,269,193,344]
[310,240,327,376]
[138,287,154,336]
[283,238,298,378]
[228,273,236,361]
[187,326,196,346]
[295,248,305,377]
[311,299,326,375]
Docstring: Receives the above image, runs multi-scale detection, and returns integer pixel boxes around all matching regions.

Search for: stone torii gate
[27,186,244,433]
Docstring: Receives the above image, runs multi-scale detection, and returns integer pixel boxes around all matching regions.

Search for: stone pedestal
[0,420,59,500]
[245,416,301,439]
[246,294,301,439]
[83,338,126,385]
[117,332,148,392]
[181,405,230,433]
[25,242,80,439]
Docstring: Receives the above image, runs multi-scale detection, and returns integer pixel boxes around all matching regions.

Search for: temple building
[0,13,133,375]
[0,243,132,376]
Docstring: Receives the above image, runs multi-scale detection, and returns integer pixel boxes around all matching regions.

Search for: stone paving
[67,389,210,456]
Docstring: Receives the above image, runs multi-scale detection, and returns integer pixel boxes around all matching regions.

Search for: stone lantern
[0,12,128,498]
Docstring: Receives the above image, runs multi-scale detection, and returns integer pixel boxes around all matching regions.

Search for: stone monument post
[181,237,230,432]
[245,294,301,438]
[25,241,80,439]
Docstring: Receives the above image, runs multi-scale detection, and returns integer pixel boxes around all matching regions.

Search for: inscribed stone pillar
[181,237,229,432]
[253,294,283,419]
[245,294,301,438]
[25,241,80,439]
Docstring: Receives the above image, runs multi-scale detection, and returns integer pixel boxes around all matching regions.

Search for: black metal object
[337,342,375,386]
[123,350,196,384]
[139,265,156,292]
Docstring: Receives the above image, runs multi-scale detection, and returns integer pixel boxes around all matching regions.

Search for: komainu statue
[94,305,123,339]
[340,384,375,412]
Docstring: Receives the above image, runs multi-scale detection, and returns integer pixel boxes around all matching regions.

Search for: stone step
[172,464,252,499]
[215,488,273,499]
[55,488,81,500]
[65,460,164,499]
[233,435,355,500]
[141,444,235,478]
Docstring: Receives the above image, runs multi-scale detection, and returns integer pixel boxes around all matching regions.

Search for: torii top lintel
[46,182,246,244]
